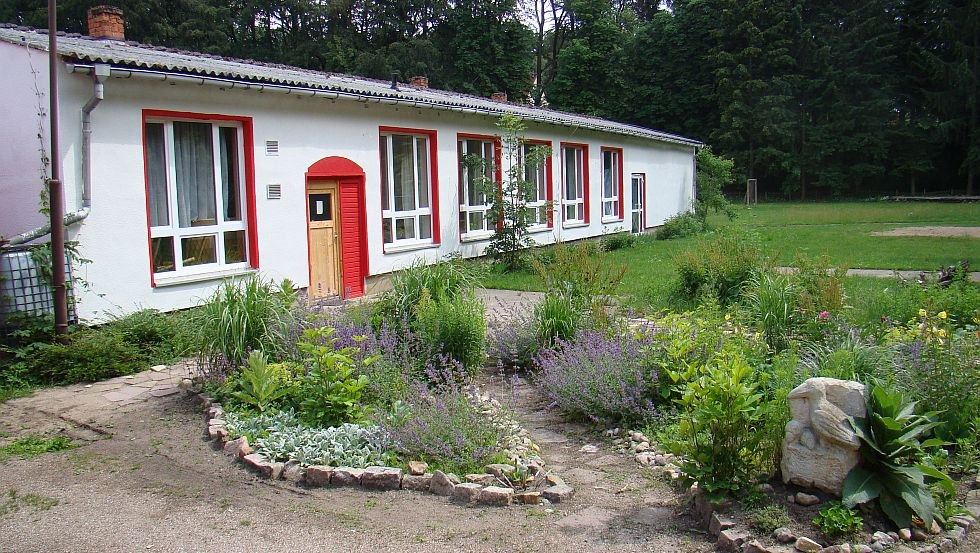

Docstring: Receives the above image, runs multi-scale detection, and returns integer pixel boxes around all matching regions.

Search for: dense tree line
[2,0,976,197]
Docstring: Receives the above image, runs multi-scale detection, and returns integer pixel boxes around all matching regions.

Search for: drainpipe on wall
[6,64,109,245]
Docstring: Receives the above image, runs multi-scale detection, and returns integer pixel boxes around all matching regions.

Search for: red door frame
[305,156,369,298]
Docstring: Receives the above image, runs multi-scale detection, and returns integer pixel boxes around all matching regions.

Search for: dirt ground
[871,226,980,238]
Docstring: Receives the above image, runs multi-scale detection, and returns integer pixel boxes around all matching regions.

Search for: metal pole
[48,0,68,336]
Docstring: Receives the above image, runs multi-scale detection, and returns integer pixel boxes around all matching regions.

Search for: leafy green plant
[105,308,197,363]
[747,504,791,534]
[532,241,626,328]
[534,291,582,347]
[256,422,389,467]
[812,502,864,537]
[226,351,292,412]
[0,435,75,461]
[656,211,706,240]
[18,329,145,383]
[842,386,953,528]
[224,409,302,443]
[742,270,799,352]
[600,230,636,251]
[671,350,766,499]
[196,275,296,369]
[373,257,480,326]
[297,328,371,427]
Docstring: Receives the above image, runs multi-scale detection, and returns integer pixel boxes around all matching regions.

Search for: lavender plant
[534,330,659,424]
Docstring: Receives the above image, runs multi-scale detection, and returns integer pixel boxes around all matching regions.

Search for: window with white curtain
[521,142,550,228]
[561,144,586,224]
[458,137,495,237]
[380,132,434,247]
[601,148,621,220]
[145,119,247,276]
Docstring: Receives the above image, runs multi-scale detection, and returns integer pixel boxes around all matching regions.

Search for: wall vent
[266,183,282,200]
[265,140,279,156]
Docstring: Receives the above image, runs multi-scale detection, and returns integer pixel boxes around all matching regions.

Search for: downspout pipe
[6,63,108,245]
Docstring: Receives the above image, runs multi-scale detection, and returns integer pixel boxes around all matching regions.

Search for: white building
[0,11,701,322]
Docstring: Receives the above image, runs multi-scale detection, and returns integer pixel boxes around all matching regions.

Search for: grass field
[479,201,979,310]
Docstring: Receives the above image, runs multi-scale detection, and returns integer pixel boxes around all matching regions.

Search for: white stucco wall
[0,40,53,239]
[13,62,695,321]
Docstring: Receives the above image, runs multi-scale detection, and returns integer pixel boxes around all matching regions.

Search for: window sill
[562,222,588,229]
[601,216,624,224]
[153,266,255,288]
[383,242,440,254]
[528,226,553,234]
[460,232,494,243]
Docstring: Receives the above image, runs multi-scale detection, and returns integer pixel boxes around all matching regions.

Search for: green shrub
[674,229,766,305]
[812,502,864,538]
[196,275,296,369]
[747,505,791,534]
[296,328,370,428]
[532,242,625,327]
[656,211,705,240]
[792,255,847,317]
[671,350,766,500]
[742,271,799,352]
[534,291,582,347]
[374,257,479,325]
[105,308,196,363]
[26,329,145,383]
[850,280,980,332]
[843,386,953,528]
[224,351,293,412]
[413,291,487,373]
[600,231,636,251]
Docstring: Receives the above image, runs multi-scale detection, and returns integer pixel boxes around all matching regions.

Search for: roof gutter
[66,63,703,148]
[7,63,109,245]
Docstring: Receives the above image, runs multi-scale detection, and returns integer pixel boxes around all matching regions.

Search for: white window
[631,173,645,234]
[521,142,550,227]
[601,148,621,220]
[458,138,495,237]
[562,144,586,224]
[145,119,248,277]
[380,132,434,247]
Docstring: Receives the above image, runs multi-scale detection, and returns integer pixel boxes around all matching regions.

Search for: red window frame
[600,146,625,221]
[456,132,502,238]
[559,141,590,225]
[140,109,259,288]
[523,138,554,228]
[378,126,441,251]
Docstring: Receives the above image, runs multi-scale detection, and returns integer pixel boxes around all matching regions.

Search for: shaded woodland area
[2,0,977,197]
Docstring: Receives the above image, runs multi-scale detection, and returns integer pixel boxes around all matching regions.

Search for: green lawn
[479,201,979,309]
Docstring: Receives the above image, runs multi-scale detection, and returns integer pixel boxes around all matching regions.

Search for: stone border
[195,393,574,508]
[608,428,979,553]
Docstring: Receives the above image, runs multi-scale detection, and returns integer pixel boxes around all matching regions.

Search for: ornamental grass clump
[535,330,658,425]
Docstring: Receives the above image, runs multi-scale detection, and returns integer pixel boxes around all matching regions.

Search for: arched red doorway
[305,156,368,299]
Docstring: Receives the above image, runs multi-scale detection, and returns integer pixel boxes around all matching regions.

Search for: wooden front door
[307,181,341,298]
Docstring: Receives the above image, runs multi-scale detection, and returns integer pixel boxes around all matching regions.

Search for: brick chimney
[490,92,508,102]
[409,76,429,89]
[87,6,125,41]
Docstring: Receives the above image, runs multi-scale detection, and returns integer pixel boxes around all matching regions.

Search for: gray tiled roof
[0,25,702,147]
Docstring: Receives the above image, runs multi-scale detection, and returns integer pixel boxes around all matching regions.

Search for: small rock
[716,529,749,552]
[938,538,955,552]
[773,527,796,544]
[330,467,364,487]
[795,537,822,552]
[579,444,599,454]
[360,466,402,490]
[178,378,193,391]
[788,495,796,504]
[222,436,251,458]
[870,543,883,552]
[407,461,428,476]
[910,527,928,542]
[400,473,432,492]
[546,474,566,486]
[851,546,872,553]
[757,483,774,494]
[898,528,912,542]
[929,519,942,534]
[708,512,735,537]
[632,442,651,453]
[743,540,772,553]
[630,431,644,442]
[796,492,821,507]
[950,515,974,528]
[947,525,967,543]
[819,546,848,553]
[966,489,980,517]
[150,364,167,372]
[635,453,651,465]
[542,484,575,503]
[282,462,304,483]
[207,425,227,441]
[514,491,541,505]
[241,453,283,479]
[304,465,332,487]
[465,473,496,486]
[479,486,514,506]
[451,483,483,504]
[872,531,894,546]
[429,471,458,496]
[485,464,515,478]
[653,455,668,466]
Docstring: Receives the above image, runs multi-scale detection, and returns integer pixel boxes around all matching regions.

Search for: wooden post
[745,179,758,205]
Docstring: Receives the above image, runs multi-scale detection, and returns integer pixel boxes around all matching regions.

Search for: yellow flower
[918,309,928,318]
[938,311,947,319]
